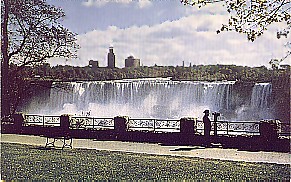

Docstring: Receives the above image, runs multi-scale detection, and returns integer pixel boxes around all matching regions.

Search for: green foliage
[181,0,290,40]
[1,143,290,180]
[18,64,290,83]
[1,0,79,116]
[181,0,290,61]
[1,0,79,67]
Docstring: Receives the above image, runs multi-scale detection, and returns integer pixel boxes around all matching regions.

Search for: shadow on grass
[170,146,206,151]
[29,146,67,151]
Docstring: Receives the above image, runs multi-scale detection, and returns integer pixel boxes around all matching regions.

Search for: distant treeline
[14,63,290,82]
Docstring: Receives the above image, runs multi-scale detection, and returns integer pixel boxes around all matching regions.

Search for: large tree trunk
[1,0,11,117]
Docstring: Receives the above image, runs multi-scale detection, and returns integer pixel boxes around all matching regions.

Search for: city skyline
[47,0,289,68]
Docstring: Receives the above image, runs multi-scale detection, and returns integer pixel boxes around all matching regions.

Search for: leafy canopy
[1,0,79,116]
[181,0,291,61]
[1,0,79,68]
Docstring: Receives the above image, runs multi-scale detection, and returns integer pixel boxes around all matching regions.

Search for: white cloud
[81,0,152,8]
[82,0,107,7]
[49,12,288,68]
[184,2,228,16]
[138,0,152,8]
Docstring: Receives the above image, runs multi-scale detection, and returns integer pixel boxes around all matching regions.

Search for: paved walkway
[1,134,290,164]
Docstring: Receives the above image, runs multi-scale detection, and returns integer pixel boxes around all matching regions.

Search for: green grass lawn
[1,142,290,180]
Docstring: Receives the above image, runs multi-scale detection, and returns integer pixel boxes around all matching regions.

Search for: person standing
[203,110,211,137]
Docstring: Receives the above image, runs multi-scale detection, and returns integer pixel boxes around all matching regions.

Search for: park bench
[43,129,72,149]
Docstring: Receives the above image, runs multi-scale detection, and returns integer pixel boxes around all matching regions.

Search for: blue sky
[50,0,197,33]
[48,0,289,67]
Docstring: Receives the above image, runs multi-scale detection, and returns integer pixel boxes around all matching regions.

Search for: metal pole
[212,112,220,136]
[227,121,229,135]
[153,119,156,132]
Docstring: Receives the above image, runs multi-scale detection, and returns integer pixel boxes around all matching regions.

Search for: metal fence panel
[21,115,289,137]
[24,115,60,126]
[70,117,114,129]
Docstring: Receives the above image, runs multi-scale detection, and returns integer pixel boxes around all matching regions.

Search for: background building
[107,47,115,68]
[89,60,99,68]
[125,55,140,68]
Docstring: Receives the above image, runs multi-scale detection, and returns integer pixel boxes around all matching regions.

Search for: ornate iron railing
[155,119,180,131]
[127,118,180,132]
[21,115,288,136]
[227,121,260,135]
[278,123,291,137]
[197,120,204,131]
[127,119,155,130]
[1,115,14,124]
[23,115,114,129]
[24,115,61,127]
[196,120,260,135]
[70,117,114,129]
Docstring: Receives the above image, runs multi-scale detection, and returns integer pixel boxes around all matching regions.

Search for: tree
[1,0,79,117]
[269,58,281,69]
[181,0,290,61]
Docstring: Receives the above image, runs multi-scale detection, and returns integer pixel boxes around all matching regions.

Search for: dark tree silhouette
[1,0,79,117]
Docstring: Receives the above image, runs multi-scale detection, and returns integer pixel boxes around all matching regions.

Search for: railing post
[227,122,229,135]
[12,113,24,133]
[212,112,220,136]
[60,115,70,132]
[259,120,279,140]
[180,118,196,134]
[114,116,129,133]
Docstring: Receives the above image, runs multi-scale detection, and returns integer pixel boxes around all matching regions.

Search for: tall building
[125,55,140,68]
[107,46,115,68]
[89,60,99,69]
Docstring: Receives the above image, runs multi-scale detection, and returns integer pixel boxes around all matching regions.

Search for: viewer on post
[203,110,211,137]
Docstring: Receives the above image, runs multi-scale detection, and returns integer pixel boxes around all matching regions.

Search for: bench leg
[45,137,73,149]
[45,137,56,148]
[61,138,73,150]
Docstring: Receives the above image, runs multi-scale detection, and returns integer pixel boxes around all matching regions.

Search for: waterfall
[251,83,272,110]
[250,83,273,119]
[21,78,273,120]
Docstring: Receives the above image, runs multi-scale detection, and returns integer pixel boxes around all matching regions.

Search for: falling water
[21,78,273,120]
[251,83,272,110]
[250,83,273,119]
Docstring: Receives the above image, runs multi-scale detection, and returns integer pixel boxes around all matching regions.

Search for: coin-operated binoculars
[212,112,220,136]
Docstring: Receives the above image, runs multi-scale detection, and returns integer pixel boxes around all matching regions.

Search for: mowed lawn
[1,142,290,180]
